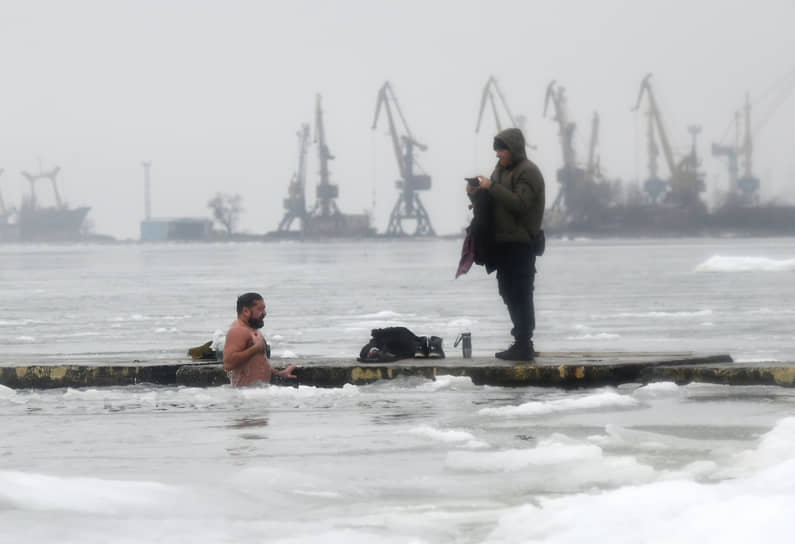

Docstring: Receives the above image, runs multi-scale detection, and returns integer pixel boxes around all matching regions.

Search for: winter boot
[414,336,430,358]
[428,336,445,359]
[495,340,535,361]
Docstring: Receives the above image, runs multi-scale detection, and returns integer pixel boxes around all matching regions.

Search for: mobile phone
[465,177,480,187]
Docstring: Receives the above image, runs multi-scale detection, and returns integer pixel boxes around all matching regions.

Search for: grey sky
[1,0,793,239]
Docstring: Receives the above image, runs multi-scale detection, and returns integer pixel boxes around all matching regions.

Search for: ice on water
[696,255,795,272]
[3,379,795,542]
[3,238,795,542]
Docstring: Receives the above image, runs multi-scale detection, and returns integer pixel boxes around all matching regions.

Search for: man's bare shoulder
[225,322,251,342]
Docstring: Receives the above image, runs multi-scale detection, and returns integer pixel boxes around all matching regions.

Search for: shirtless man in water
[223,292,296,387]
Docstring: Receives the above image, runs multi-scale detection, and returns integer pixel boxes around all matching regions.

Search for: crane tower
[372,82,435,237]
[276,124,311,233]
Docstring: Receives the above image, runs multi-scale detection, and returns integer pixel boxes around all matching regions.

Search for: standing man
[467,128,545,360]
[223,292,296,386]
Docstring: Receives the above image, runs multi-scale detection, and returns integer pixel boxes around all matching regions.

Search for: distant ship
[17,198,91,241]
[0,165,91,242]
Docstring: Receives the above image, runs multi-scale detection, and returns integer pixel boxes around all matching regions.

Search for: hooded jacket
[488,128,545,245]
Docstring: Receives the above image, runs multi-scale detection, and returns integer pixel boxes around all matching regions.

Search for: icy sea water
[2,237,795,543]
[2,237,795,362]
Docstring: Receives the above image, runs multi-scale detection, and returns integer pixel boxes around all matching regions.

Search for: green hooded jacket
[488,128,545,244]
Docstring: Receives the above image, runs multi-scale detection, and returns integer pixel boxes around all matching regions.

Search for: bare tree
[208,193,243,235]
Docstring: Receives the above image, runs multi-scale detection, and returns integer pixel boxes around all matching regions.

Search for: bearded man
[223,292,296,386]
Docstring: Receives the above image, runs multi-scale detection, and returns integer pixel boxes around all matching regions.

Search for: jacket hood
[494,128,527,163]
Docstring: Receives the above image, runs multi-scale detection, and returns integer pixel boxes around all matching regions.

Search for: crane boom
[315,93,333,187]
[543,81,577,169]
[475,75,532,144]
[373,82,410,180]
[476,76,520,133]
[632,74,677,177]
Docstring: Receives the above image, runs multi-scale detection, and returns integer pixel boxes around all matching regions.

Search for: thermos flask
[461,332,472,358]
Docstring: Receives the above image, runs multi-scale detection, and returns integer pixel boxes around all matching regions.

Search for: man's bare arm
[223,327,265,371]
[271,364,297,380]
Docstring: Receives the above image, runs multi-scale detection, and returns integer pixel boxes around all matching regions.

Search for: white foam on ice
[631,381,682,398]
[696,255,795,272]
[615,309,713,319]
[415,375,477,392]
[567,332,621,340]
[479,389,638,417]
[446,433,655,488]
[0,383,16,399]
[407,424,488,449]
[484,416,795,544]
[591,424,717,453]
[0,470,184,515]
[446,318,474,329]
[354,310,406,319]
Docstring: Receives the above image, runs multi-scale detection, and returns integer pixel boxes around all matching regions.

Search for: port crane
[310,93,341,219]
[544,81,580,213]
[544,82,610,224]
[276,123,310,233]
[712,93,760,203]
[372,81,435,237]
[632,74,705,209]
[21,166,64,208]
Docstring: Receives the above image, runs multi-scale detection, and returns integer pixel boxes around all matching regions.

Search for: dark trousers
[494,243,536,344]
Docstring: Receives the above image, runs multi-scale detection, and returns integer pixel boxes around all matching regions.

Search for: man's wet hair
[236,292,263,315]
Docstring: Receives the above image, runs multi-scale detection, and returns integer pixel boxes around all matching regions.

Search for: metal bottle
[461,332,472,358]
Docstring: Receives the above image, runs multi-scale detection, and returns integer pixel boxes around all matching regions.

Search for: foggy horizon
[1,0,794,239]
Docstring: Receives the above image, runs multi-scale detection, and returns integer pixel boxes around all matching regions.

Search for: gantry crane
[276,123,310,233]
[712,93,759,203]
[632,74,705,209]
[21,165,63,208]
[310,93,341,219]
[372,81,435,237]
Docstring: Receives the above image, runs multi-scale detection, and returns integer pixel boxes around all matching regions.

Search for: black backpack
[357,327,445,362]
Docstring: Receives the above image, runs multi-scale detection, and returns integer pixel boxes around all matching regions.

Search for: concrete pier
[5,351,794,390]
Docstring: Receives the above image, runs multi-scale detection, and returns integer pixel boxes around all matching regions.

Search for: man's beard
[248,316,265,329]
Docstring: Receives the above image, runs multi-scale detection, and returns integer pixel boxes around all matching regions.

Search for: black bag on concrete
[358,327,438,362]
